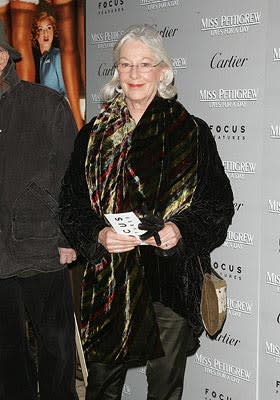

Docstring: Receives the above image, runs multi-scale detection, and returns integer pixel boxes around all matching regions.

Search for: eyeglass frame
[115,60,163,73]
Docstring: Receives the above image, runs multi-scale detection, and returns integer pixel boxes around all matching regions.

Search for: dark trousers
[0,268,78,400]
[86,302,189,400]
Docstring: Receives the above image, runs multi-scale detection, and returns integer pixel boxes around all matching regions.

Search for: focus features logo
[200,88,259,108]
[210,124,246,141]
[97,0,125,15]
[140,0,179,11]
[210,52,248,69]
[201,11,261,36]
[212,261,242,281]
[204,387,232,400]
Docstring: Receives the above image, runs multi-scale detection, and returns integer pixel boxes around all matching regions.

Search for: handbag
[197,256,227,336]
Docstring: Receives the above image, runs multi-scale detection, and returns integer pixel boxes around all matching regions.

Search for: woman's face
[36,19,54,53]
[117,39,166,109]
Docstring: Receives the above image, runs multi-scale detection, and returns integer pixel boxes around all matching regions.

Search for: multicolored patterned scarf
[82,94,198,363]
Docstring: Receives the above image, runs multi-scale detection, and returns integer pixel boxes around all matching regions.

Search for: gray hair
[100,24,177,101]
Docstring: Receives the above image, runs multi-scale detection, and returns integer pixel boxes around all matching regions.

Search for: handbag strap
[198,256,225,281]
[196,255,204,276]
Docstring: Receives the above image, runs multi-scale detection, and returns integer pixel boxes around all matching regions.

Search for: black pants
[86,302,189,400]
[0,268,78,400]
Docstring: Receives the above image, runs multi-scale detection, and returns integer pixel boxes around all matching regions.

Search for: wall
[85,1,280,399]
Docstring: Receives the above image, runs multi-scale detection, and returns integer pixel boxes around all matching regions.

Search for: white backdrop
[85,1,280,399]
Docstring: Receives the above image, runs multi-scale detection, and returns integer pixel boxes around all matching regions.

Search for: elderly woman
[59,24,234,400]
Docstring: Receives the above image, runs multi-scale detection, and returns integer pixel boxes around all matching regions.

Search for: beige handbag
[197,256,227,336]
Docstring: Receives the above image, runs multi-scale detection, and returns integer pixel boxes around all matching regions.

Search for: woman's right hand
[98,227,141,253]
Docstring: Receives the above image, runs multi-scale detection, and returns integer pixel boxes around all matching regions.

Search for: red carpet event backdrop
[85,1,280,399]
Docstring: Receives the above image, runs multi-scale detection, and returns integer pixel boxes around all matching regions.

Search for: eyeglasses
[116,61,162,73]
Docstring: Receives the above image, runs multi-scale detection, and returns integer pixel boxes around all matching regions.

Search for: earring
[116,83,123,93]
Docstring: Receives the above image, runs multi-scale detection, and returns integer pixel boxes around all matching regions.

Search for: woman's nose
[129,65,140,78]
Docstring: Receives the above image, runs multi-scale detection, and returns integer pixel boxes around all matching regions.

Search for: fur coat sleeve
[168,116,234,258]
[58,118,108,261]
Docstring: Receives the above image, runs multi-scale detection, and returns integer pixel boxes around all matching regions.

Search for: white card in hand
[104,211,147,238]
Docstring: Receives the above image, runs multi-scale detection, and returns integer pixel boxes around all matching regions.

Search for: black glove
[138,214,164,246]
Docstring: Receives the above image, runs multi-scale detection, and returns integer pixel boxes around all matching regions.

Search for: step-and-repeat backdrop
[85,1,280,399]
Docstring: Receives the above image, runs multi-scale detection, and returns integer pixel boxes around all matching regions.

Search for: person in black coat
[0,21,78,400]
[59,24,234,400]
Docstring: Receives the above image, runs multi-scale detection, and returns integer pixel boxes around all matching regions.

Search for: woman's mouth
[128,84,144,88]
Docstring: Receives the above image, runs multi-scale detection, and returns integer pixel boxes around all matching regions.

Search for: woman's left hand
[143,221,182,250]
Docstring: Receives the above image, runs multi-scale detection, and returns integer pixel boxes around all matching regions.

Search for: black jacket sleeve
[51,97,78,248]
[168,117,234,257]
[58,119,108,261]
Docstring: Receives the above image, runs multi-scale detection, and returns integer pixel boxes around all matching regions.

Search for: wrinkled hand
[98,227,141,253]
[58,247,77,265]
[143,222,182,250]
